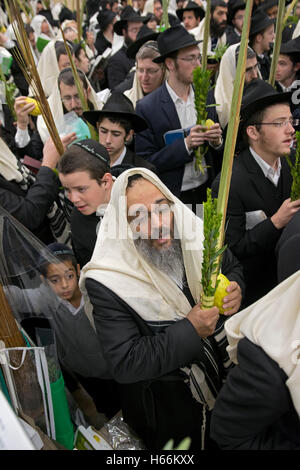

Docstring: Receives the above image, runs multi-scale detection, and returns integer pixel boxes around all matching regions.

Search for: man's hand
[0,32,8,47]
[271,197,300,229]
[221,281,242,316]
[185,123,222,151]
[187,304,219,338]
[42,132,77,169]
[14,96,35,130]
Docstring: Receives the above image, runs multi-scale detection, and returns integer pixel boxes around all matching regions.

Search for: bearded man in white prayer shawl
[210,270,300,450]
[79,167,245,450]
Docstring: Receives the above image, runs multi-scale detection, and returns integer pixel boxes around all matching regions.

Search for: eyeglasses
[61,94,82,104]
[251,118,299,128]
[177,55,201,64]
[136,67,161,76]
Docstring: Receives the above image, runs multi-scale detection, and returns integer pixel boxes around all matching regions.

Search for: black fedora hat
[113,6,147,36]
[280,36,300,61]
[83,92,149,133]
[153,25,201,63]
[176,1,205,22]
[240,79,291,122]
[249,8,275,37]
[126,24,159,59]
[97,10,117,31]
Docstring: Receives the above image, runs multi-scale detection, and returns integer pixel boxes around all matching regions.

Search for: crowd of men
[1,0,300,451]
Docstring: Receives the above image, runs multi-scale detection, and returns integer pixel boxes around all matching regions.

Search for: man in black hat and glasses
[212,79,300,308]
[107,6,146,90]
[135,25,223,208]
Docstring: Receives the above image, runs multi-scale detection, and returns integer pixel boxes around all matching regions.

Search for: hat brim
[126,31,159,59]
[153,37,201,63]
[83,110,149,133]
[114,15,148,36]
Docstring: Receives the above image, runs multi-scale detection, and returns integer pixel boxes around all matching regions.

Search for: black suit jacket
[210,337,300,450]
[212,147,293,306]
[276,209,300,284]
[107,45,135,91]
[135,82,222,197]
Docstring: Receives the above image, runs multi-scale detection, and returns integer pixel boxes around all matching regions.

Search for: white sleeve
[15,127,31,148]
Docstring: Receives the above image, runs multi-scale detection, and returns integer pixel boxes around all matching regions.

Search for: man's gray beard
[134,237,184,287]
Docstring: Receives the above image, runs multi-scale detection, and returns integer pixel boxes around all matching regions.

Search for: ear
[103,172,113,188]
[246,125,259,141]
[86,86,92,100]
[125,129,134,144]
[295,62,300,72]
[76,263,80,277]
[165,57,175,72]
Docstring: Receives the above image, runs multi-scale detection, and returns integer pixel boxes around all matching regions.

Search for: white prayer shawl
[224,269,300,418]
[124,70,145,108]
[30,14,56,40]
[292,20,300,39]
[37,40,60,98]
[214,43,262,129]
[0,137,27,183]
[37,75,104,144]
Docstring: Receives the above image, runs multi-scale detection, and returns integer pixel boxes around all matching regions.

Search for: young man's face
[232,8,245,33]
[183,10,200,31]
[75,48,90,75]
[212,6,228,28]
[59,170,112,215]
[137,57,164,94]
[124,21,143,42]
[245,56,259,84]
[260,24,275,52]
[276,54,299,86]
[266,5,278,19]
[59,82,89,116]
[126,178,174,251]
[57,53,72,71]
[154,1,163,21]
[98,117,132,163]
[169,45,201,86]
[46,260,79,303]
[247,103,294,159]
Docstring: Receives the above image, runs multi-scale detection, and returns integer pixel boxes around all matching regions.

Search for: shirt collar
[166,80,194,105]
[250,146,282,185]
[111,146,126,167]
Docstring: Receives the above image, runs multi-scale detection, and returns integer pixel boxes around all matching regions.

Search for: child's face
[46,260,79,302]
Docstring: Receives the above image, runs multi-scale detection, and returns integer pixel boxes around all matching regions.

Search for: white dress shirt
[250,146,282,187]
[165,80,208,192]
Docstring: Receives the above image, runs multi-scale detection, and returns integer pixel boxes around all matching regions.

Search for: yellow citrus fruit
[205,119,215,129]
[214,273,231,314]
[25,97,41,116]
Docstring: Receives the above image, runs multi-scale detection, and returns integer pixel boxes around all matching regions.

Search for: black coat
[107,45,135,91]
[135,82,223,198]
[276,209,300,284]
[210,337,300,450]
[95,31,112,56]
[256,52,271,81]
[84,248,244,449]
[212,147,293,307]
[0,166,60,244]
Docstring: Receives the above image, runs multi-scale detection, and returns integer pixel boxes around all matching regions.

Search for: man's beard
[210,18,227,38]
[134,237,184,287]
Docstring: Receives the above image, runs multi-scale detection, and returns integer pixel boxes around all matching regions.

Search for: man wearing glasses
[212,79,300,308]
[135,25,223,208]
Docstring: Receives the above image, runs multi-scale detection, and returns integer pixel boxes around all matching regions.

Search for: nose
[68,190,81,204]
[61,277,69,289]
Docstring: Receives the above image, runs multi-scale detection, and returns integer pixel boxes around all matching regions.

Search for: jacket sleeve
[210,337,300,450]
[135,101,193,172]
[85,277,204,384]
[221,246,245,299]
[0,166,60,231]
[212,173,281,258]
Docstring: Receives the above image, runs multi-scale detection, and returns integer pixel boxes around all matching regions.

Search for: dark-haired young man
[212,79,300,307]
[84,92,156,170]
